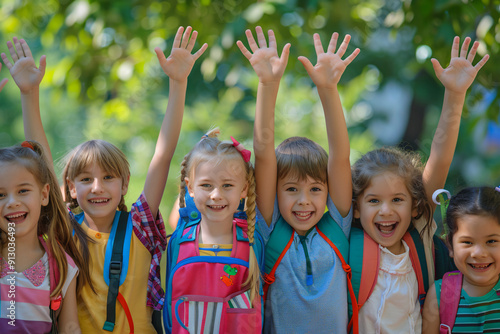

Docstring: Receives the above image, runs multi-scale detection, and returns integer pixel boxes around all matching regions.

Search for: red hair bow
[231,136,251,163]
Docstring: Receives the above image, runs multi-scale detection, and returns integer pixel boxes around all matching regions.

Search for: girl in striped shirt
[423,186,500,333]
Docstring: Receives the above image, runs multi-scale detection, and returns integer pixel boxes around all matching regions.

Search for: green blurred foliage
[0,0,499,233]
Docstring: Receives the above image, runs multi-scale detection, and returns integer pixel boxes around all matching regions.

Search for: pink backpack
[165,218,263,333]
[439,271,463,334]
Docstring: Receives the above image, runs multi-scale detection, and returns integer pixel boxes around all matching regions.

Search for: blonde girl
[165,128,262,333]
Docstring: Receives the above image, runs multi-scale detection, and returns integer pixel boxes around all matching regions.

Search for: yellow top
[76,223,155,334]
[198,243,232,257]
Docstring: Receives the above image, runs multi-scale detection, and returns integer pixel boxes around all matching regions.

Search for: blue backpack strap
[103,211,131,332]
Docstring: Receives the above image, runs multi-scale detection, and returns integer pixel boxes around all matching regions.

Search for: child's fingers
[245,29,259,53]
[192,43,208,61]
[0,53,13,70]
[181,26,192,49]
[6,41,19,63]
[280,43,291,64]
[343,48,360,66]
[186,30,198,52]
[431,58,443,78]
[0,78,7,91]
[172,26,184,50]
[14,37,25,58]
[327,32,339,54]
[473,54,489,72]
[450,36,460,59]
[313,33,325,56]
[255,26,267,49]
[467,41,479,64]
[154,47,167,66]
[336,34,351,58]
[236,40,253,60]
[20,39,32,59]
[298,56,314,75]
[268,29,277,50]
[459,37,471,59]
[39,55,47,76]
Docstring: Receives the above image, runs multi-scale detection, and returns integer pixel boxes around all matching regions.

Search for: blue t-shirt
[257,195,352,334]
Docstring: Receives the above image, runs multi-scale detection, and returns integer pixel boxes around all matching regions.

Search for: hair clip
[231,136,251,162]
[495,186,500,193]
[432,189,451,235]
[21,141,35,150]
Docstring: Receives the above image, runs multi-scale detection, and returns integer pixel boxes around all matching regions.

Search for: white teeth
[377,222,396,226]
[295,212,312,217]
[6,213,25,219]
[90,199,108,203]
[470,264,490,269]
[209,205,225,209]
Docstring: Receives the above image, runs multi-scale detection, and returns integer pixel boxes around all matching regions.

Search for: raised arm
[144,26,207,218]
[298,33,359,217]
[0,63,7,92]
[237,26,290,225]
[1,38,50,161]
[423,36,489,210]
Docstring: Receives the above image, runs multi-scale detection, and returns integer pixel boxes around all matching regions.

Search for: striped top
[436,278,500,333]
[0,252,78,333]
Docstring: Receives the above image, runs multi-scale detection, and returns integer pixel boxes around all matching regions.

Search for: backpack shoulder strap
[315,213,358,334]
[103,211,131,332]
[349,227,379,309]
[38,235,62,334]
[403,230,428,307]
[439,271,463,334]
[263,216,294,299]
[315,212,349,258]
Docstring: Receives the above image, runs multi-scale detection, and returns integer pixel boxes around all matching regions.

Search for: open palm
[1,38,46,93]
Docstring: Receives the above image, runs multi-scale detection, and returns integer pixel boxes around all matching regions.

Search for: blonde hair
[0,141,91,296]
[62,140,130,212]
[179,129,260,300]
[275,136,328,184]
[351,147,432,234]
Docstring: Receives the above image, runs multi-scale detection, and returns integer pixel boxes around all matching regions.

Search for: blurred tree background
[0,0,499,232]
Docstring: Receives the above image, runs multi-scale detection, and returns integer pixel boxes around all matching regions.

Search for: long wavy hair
[0,141,91,296]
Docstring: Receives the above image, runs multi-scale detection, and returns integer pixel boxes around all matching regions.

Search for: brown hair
[275,136,328,184]
[351,147,432,234]
[62,139,130,212]
[0,141,92,296]
[179,128,260,300]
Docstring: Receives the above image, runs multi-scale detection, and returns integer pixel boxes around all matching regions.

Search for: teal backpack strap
[439,271,462,334]
[263,217,294,300]
[315,212,348,257]
[348,228,379,321]
[103,211,130,332]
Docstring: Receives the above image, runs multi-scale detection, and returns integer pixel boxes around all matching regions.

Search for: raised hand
[1,37,46,94]
[237,26,290,84]
[0,63,7,92]
[298,32,359,89]
[431,36,489,94]
[155,26,208,83]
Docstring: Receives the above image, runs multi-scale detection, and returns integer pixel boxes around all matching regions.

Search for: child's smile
[354,171,417,255]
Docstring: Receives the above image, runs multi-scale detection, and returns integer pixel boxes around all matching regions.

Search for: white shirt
[358,240,421,334]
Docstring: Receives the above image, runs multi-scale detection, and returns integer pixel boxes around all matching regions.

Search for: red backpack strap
[358,231,379,309]
[316,227,359,334]
[439,271,462,334]
[262,233,294,301]
[403,232,426,308]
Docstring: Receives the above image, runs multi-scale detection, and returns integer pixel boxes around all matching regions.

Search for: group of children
[0,25,496,334]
